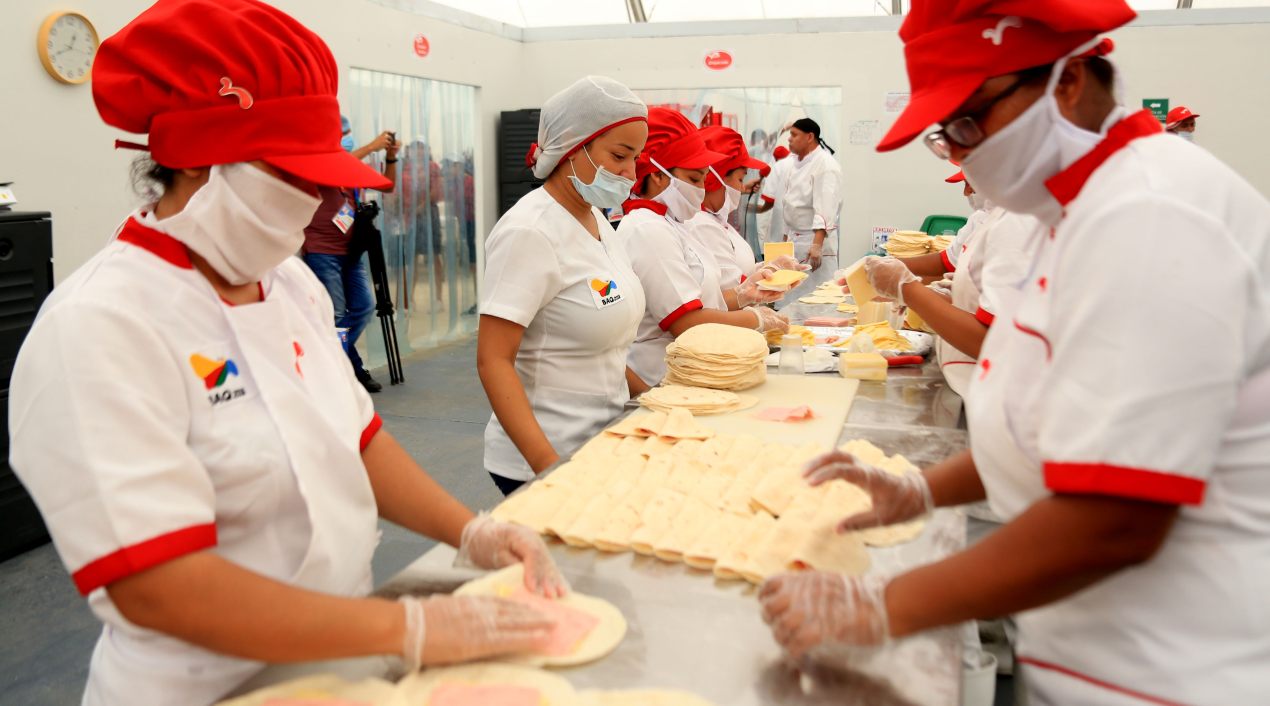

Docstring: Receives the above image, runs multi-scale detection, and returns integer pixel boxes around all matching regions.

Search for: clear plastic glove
[399,594,557,668]
[807,242,824,272]
[759,572,891,658]
[455,514,569,598]
[735,276,785,307]
[863,256,920,305]
[756,255,811,278]
[748,305,789,334]
[929,272,954,300]
[803,450,934,532]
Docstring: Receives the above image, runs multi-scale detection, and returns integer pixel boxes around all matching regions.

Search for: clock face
[41,13,98,85]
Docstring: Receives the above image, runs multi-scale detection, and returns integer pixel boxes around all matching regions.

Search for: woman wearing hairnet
[477,76,650,495]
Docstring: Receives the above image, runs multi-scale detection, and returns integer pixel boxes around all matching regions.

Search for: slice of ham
[509,589,601,656]
[427,684,542,706]
[754,405,816,422]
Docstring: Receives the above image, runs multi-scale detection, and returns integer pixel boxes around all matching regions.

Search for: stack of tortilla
[884,230,934,258]
[639,384,759,415]
[664,324,768,391]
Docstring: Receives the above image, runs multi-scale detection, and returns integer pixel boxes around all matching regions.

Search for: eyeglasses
[924,77,1030,160]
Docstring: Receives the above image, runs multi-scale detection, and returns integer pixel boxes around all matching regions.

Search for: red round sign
[704,51,733,70]
[413,34,430,58]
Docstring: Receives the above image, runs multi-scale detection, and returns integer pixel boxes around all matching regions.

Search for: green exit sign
[1143,98,1170,124]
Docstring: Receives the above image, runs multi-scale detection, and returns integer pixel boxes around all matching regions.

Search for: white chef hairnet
[527,76,647,180]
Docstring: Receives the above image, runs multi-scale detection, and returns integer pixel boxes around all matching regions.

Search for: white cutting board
[692,374,860,448]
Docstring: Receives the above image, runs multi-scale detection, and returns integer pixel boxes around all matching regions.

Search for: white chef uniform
[687,209,758,290]
[759,156,794,245]
[480,187,646,482]
[966,111,1270,705]
[936,207,1042,396]
[8,213,383,706]
[619,201,728,386]
[780,146,842,293]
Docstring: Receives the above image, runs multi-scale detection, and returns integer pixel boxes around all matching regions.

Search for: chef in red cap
[868,166,1042,397]
[689,126,771,289]
[764,2,1270,703]
[1165,105,1199,142]
[619,108,790,388]
[7,2,567,703]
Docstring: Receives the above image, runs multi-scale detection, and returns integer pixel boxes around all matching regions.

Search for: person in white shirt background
[7,2,568,704]
[1165,104,1200,142]
[755,144,793,247]
[478,76,649,496]
[688,126,769,290]
[760,1,1270,704]
[776,117,843,302]
[618,107,790,388]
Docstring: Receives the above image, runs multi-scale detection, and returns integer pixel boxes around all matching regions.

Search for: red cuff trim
[940,248,956,273]
[72,523,217,596]
[117,218,193,269]
[659,299,704,331]
[360,413,384,451]
[761,195,775,204]
[739,273,748,284]
[974,307,995,326]
[1017,657,1185,706]
[1044,462,1206,506]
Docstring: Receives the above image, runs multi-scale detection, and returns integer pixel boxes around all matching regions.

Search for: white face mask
[1174,130,1195,143]
[568,144,635,210]
[961,54,1107,226]
[967,192,987,211]
[707,167,742,219]
[650,158,705,222]
[153,162,320,285]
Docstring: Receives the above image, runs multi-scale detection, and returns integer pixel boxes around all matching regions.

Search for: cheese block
[842,257,877,304]
[763,241,795,261]
[839,352,887,381]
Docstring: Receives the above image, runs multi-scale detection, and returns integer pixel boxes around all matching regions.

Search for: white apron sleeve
[480,225,563,327]
[810,163,842,233]
[8,304,216,596]
[625,218,707,331]
[975,213,1040,324]
[1036,196,1247,506]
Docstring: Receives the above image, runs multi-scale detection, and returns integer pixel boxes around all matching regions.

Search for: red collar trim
[1045,110,1163,207]
[116,216,193,269]
[622,198,668,216]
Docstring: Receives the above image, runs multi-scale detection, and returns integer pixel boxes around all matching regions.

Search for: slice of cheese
[843,257,878,304]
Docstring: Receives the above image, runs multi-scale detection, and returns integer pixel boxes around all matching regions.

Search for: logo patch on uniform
[588,277,623,309]
[190,353,247,406]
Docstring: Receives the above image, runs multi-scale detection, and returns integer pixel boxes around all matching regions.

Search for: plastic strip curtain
[636,86,842,257]
[349,69,479,368]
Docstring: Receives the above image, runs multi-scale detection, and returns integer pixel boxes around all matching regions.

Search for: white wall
[0,0,527,281]
[522,18,1270,257]
[2,3,1267,280]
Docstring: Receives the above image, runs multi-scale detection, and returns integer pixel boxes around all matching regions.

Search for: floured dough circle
[454,564,626,668]
[214,675,396,706]
[396,663,576,705]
